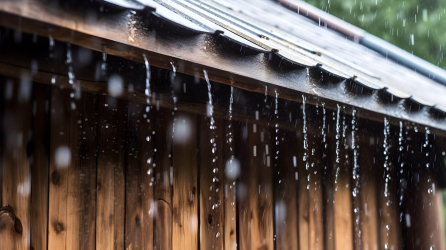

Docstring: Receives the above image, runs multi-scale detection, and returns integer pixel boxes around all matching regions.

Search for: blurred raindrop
[225,157,240,179]
[55,146,71,169]
[108,74,124,97]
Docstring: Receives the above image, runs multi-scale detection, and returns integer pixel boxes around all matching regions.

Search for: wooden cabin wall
[1,77,446,250]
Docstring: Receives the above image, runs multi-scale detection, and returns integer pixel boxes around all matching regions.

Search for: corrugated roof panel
[408,95,435,108]
[150,1,213,34]
[157,0,269,54]
[384,87,410,99]
[268,51,317,69]
[354,78,383,91]
[101,0,147,10]
[317,65,349,80]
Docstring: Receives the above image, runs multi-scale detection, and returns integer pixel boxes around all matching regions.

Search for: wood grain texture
[153,107,173,250]
[308,123,325,250]
[199,116,224,250]
[1,78,32,249]
[172,111,198,250]
[333,115,353,250]
[324,137,335,250]
[68,92,98,250]
[96,96,126,250]
[48,88,98,250]
[376,146,401,250]
[0,78,4,208]
[239,123,274,250]
[30,84,50,250]
[48,87,72,250]
[125,102,154,250]
[274,129,299,250]
[297,140,309,250]
[405,174,445,250]
[358,137,378,250]
[223,120,237,250]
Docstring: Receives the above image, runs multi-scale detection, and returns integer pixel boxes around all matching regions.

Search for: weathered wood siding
[0,80,445,250]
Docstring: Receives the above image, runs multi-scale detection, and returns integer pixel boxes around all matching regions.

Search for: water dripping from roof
[143,54,151,102]
[351,109,361,246]
[383,117,391,250]
[334,105,341,188]
[302,95,309,189]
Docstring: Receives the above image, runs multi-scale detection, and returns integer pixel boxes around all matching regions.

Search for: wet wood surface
[96,96,126,250]
[172,112,198,250]
[333,113,354,250]
[223,120,237,250]
[0,80,445,250]
[67,92,97,250]
[240,123,274,250]
[48,87,71,250]
[274,130,299,250]
[154,107,173,250]
[125,102,154,250]
[30,84,50,250]
[376,141,402,250]
[1,79,33,249]
[358,135,379,250]
[48,88,98,250]
[199,117,224,250]
[308,114,325,250]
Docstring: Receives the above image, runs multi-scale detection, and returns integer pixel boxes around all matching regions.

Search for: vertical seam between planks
[45,85,51,250]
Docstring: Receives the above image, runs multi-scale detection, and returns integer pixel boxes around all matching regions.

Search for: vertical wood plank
[125,102,154,250]
[376,134,401,250]
[0,78,4,208]
[154,107,173,250]
[66,92,97,250]
[1,78,32,249]
[333,114,353,250]
[223,119,237,250]
[275,129,299,250]
[68,92,97,250]
[298,136,309,250]
[48,88,98,250]
[30,83,50,250]
[308,112,326,250]
[48,87,72,250]
[239,123,274,250]
[199,116,224,250]
[237,121,250,250]
[96,96,126,250]
[324,136,335,250]
[358,136,378,250]
[405,174,445,250]
[172,111,198,250]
